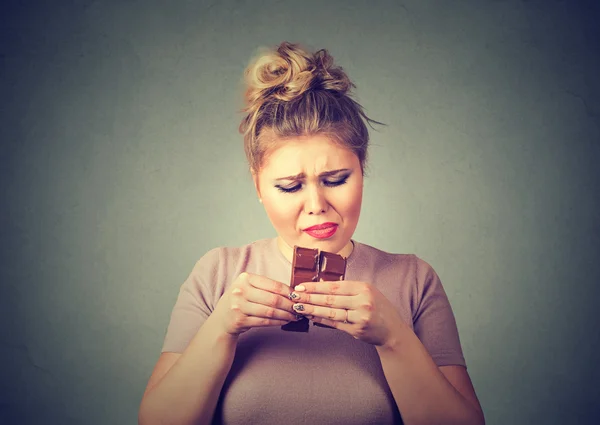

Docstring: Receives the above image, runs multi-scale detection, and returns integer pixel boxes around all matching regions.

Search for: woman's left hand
[289,280,406,347]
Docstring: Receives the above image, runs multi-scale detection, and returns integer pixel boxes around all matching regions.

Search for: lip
[303,223,338,239]
[303,222,338,231]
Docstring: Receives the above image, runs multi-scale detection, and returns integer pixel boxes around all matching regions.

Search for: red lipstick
[303,223,338,239]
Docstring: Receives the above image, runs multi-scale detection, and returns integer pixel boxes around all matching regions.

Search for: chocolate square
[318,251,347,282]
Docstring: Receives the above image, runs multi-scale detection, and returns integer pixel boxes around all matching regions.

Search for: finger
[239,282,296,313]
[293,280,358,295]
[292,303,347,322]
[241,272,295,299]
[236,299,298,322]
[289,292,355,309]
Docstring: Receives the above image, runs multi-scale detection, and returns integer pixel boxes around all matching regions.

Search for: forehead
[260,135,357,176]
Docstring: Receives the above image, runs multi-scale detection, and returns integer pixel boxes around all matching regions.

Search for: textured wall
[1,1,599,424]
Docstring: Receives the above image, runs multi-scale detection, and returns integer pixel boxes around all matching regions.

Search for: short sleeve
[413,256,467,368]
[161,248,221,353]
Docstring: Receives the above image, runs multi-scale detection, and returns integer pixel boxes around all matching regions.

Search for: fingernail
[293,303,305,312]
[289,292,300,300]
[294,285,306,292]
[294,314,304,321]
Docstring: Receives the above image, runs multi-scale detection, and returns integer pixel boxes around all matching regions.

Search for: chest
[213,326,403,425]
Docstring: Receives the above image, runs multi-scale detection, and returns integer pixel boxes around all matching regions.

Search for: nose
[304,185,328,215]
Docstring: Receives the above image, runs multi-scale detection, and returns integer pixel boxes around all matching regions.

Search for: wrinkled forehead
[259,135,356,177]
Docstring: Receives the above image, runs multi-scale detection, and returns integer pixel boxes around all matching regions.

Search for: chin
[301,236,346,252]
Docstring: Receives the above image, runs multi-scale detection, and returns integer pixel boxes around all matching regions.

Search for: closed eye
[275,176,349,194]
[324,178,348,188]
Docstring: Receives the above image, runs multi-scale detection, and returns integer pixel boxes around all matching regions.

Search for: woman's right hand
[212,272,300,336]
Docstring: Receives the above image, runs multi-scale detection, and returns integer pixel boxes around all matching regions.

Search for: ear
[251,168,262,199]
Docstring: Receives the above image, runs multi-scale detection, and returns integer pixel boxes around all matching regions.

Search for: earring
[259,198,263,204]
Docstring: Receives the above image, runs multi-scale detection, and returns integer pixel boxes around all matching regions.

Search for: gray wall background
[1,0,599,424]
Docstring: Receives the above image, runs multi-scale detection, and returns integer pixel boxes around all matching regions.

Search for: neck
[277,236,354,263]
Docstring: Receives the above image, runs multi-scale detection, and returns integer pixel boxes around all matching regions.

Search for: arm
[138,314,239,425]
[376,325,485,425]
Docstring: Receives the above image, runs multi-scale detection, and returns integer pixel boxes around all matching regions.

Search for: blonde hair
[238,41,385,175]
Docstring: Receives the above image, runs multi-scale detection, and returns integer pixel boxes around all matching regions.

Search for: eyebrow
[274,168,351,182]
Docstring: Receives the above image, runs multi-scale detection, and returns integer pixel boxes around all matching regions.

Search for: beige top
[162,238,466,424]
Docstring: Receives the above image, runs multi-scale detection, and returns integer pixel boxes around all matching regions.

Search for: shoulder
[194,238,272,264]
[353,240,420,272]
[352,241,442,290]
[189,238,275,278]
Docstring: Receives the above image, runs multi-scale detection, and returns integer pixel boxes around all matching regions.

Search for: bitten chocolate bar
[281,246,347,332]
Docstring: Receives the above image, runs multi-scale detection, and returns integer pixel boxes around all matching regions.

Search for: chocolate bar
[281,246,347,332]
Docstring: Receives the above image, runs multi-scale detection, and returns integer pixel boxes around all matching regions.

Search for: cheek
[337,184,363,217]
[263,194,298,225]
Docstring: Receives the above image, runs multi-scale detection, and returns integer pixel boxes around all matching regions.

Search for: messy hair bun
[244,41,353,105]
[239,41,384,174]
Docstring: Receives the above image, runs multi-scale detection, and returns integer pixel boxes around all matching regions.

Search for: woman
[138,41,485,425]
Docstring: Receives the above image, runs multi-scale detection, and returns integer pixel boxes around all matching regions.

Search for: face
[252,134,363,261]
